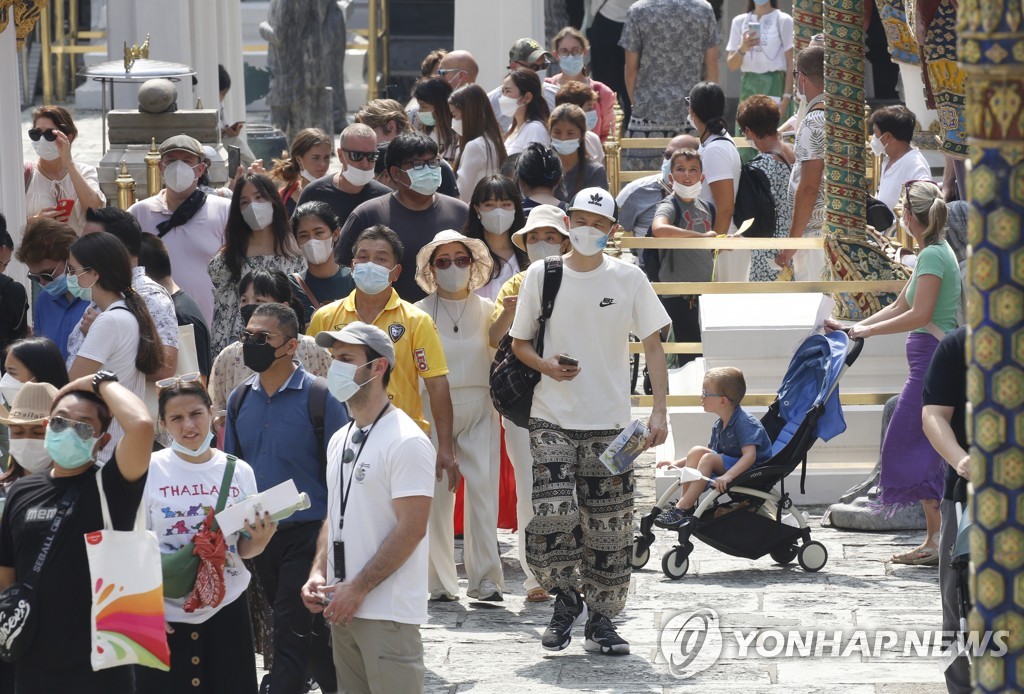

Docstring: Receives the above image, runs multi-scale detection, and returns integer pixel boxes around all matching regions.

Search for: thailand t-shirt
[509,255,670,430]
[144,448,258,624]
[325,408,435,624]
[907,241,961,335]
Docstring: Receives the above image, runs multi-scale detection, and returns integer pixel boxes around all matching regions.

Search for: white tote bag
[85,472,171,671]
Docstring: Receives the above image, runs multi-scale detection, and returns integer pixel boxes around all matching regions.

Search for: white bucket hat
[511,204,570,252]
[414,230,495,294]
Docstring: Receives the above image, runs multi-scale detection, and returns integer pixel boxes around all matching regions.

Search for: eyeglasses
[239,330,286,346]
[433,256,472,270]
[402,159,440,171]
[701,390,727,399]
[28,128,59,142]
[343,149,380,163]
[49,415,95,440]
[28,261,65,285]
[66,265,92,277]
[156,372,202,390]
[557,48,583,57]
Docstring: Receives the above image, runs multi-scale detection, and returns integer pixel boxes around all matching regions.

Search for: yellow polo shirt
[308,290,449,432]
[491,271,526,326]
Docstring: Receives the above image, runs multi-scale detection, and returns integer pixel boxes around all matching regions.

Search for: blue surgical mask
[44,426,97,470]
[551,138,580,156]
[352,262,392,295]
[661,158,672,184]
[43,273,69,297]
[66,272,93,302]
[170,431,214,458]
[568,225,608,256]
[419,111,436,127]
[559,54,586,76]
[753,0,771,5]
[585,110,599,132]
[405,166,442,196]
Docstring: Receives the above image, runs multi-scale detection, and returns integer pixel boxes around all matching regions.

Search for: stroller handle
[833,327,865,367]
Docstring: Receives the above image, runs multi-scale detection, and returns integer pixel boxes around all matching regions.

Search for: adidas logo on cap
[569,187,617,221]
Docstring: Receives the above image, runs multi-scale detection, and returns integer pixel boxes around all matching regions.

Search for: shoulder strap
[671,195,684,222]
[25,479,82,582]
[307,377,329,479]
[214,455,237,513]
[535,256,563,357]
[292,272,321,311]
[226,384,251,458]
[710,135,736,148]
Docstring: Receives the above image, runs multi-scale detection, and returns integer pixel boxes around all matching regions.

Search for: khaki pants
[331,618,424,694]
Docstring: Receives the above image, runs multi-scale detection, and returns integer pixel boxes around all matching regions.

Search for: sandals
[890,546,939,566]
[526,587,552,602]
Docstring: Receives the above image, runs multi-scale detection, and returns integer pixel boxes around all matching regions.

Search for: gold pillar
[145,138,161,199]
[115,160,135,210]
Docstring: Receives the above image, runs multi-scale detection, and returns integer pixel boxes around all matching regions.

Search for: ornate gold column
[959,1,1024,691]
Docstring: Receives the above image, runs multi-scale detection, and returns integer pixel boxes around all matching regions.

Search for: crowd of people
[0,1,974,693]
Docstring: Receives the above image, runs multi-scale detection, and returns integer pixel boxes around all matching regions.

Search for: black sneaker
[541,589,587,651]
[583,612,630,655]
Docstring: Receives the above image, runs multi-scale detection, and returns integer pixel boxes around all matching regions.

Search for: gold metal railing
[365,0,389,100]
[39,0,106,103]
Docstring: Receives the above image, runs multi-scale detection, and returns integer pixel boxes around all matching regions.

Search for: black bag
[0,481,82,662]
[733,150,790,238]
[866,195,896,232]
[489,257,563,428]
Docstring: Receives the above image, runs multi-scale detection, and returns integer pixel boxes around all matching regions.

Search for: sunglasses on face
[438,68,465,79]
[28,128,59,142]
[344,149,380,163]
[48,415,96,440]
[433,256,472,270]
[28,261,65,285]
[156,372,202,390]
[239,330,286,346]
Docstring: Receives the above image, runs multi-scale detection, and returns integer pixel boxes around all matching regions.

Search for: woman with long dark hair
[500,68,551,156]
[289,202,354,320]
[516,143,565,215]
[462,175,528,300]
[267,128,333,215]
[449,84,508,203]
[3,337,69,401]
[66,231,164,456]
[548,104,608,202]
[208,173,305,357]
[726,0,795,125]
[414,76,458,163]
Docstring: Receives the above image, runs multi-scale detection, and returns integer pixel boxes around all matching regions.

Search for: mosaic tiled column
[793,0,823,52]
[822,0,866,238]
[876,0,941,137]
[958,2,1024,692]
[921,0,969,157]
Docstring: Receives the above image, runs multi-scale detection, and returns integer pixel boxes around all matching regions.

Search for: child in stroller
[654,367,772,528]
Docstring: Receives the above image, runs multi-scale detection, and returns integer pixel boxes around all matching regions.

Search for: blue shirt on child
[709,406,773,467]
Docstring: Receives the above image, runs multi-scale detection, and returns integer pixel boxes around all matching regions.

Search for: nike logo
[599,298,615,307]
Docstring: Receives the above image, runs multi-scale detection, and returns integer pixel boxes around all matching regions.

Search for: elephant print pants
[524,419,634,618]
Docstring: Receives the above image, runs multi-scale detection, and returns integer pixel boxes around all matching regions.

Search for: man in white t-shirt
[130,134,230,325]
[510,188,669,656]
[302,322,434,694]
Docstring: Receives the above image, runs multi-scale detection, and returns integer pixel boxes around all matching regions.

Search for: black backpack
[711,136,791,238]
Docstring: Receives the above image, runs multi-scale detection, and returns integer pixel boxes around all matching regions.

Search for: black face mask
[242,341,283,373]
[240,304,258,325]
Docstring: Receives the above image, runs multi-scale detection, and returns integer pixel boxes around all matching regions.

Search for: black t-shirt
[0,457,147,673]
[172,289,212,377]
[921,326,967,501]
[290,267,355,325]
[297,176,391,227]
[0,275,29,364]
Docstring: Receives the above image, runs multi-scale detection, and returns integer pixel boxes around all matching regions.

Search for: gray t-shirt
[557,159,610,203]
[652,195,714,287]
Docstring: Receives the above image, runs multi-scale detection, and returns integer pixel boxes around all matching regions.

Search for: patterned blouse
[208,335,331,415]
[748,152,795,282]
[207,253,307,358]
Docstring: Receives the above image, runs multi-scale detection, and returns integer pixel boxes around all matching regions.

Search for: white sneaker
[471,579,503,602]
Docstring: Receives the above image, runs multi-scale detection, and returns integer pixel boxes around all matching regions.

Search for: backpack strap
[307,376,329,481]
[226,383,251,458]
[292,272,321,312]
[535,257,563,356]
[214,455,237,514]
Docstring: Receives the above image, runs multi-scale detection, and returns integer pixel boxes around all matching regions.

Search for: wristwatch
[92,370,119,395]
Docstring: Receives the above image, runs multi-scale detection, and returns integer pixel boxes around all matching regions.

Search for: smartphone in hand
[556,353,579,367]
[227,145,241,175]
[54,199,75,218]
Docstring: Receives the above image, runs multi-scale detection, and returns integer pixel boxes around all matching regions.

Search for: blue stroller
[631,331,864,579]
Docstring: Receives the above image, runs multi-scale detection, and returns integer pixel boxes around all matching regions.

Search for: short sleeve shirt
[907,241,961,335]
[921,326,967,501]
[306,290,449,433]
[789,97,827,235]
[652,195,714,284]
[726,10,794,73]
[709,406,773,464]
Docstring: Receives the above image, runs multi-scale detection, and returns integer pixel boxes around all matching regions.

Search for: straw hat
[415,230,494,294]
[0,382,59,426]
[511,204,570,252]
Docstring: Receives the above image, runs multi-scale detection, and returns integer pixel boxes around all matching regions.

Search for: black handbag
[489,257,563,428]
[0,481,82,662]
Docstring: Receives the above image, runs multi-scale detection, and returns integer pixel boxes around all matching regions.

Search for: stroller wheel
[769,545,799,565]
[798,541,828,572]
[661,546,690,580]
[631,537,651,570]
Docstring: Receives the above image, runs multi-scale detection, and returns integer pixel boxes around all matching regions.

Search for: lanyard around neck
[337,402,390,530]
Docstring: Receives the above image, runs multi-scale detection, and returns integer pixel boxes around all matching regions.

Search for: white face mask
[301,168,319,184]
[327,360,376,402]
[869,134,886,157]
[0,372,25,406]
[673,180,703,199]
[170,431,214,458]
[551,138,579,156]
[164,160,198,193]
[527,240,563,263]
[32,139,61,161]
[9,438,51,474]
[498,95,522,118]
[242,200,275,231]
[568,225,608,256]
[686,114,698,132]
[342,164,376,187]
[479,208,515,235]
[301,237,334,265]
[451,117,464,136]
[435,265,471,293]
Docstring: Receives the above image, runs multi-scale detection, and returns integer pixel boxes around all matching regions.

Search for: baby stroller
[631,330,864,579]
[951,478,973,664]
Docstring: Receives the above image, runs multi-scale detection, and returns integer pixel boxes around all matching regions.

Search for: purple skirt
[877,332,945,510]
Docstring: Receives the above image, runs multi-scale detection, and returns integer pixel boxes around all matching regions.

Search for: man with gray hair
[298,123,391,223]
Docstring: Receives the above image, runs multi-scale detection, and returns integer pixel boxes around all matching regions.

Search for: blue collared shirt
[223,364,349,522]
[32,290,89,360]
[709,406,773,466]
